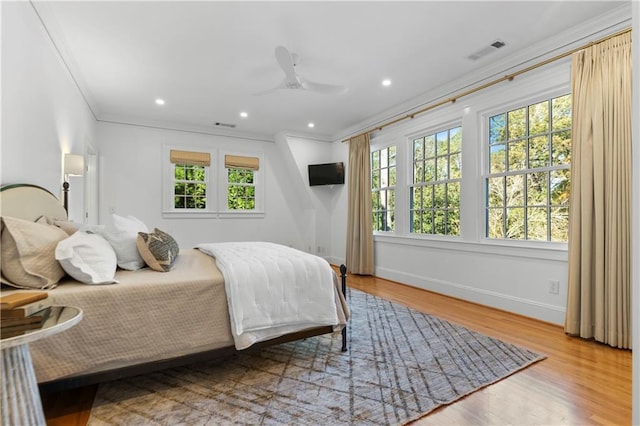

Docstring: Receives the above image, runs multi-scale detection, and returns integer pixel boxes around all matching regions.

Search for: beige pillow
[137,228,179,272]
[1,216,68,289]
[36,216,79,236]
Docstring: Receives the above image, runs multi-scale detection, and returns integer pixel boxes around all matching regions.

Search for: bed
[0,184,349,391]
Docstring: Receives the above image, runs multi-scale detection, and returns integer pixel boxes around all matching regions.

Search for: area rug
[88,289,545,425]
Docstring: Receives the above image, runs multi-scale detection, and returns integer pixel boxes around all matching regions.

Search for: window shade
[170,150,211,167]
[224,155,259,171]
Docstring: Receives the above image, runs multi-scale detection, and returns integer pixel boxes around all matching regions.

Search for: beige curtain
[565,31,632,349]
[346,134,374,275]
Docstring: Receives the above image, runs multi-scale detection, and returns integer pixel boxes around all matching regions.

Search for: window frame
[408,123,462,238]
[218,151,264,218]
[162,145,217,218]
[371,144,397,233]
[482,90,572,244]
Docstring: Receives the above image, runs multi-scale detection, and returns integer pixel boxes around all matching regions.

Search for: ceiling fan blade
[274,46,298,82]
[301,79,348,95]
[252,78,288,96]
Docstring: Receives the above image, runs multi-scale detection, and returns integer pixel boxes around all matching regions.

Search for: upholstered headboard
[0,184,67,221]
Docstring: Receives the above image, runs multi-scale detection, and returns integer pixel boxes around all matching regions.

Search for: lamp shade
[64,154,84,176]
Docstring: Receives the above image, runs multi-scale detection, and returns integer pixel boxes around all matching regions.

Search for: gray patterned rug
[88,289,544,425]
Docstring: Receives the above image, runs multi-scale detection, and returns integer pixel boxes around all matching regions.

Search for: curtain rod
[342,27,631,143]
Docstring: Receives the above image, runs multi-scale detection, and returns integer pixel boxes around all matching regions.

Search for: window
[410,126,462,236]
[371,146,396,232]
[486,94,571,241]
[170,149,210,211]
[223,154,262,213]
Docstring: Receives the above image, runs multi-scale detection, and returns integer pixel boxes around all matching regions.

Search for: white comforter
[196,242,340,349]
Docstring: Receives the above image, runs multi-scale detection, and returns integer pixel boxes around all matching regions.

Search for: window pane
[389,166,396,186]
[381,148,388,168]
[436,131,449,155]
[424,159,436,182]
[552,94,572,131]
[433,184,446,208]
[424,135,436,158]
[487,208,504,238]
[436,156,449,180]
[507,108,526,140]
[450,127,462,153]
[550,169,570,206]
[527,172,548,206]
[372,191,381,210]
[528,136,550,169]
[450,153,462,179]
[506,174,524,207]
[490,144,506,173]
[371,151,380,169]
[528,100,549,135]
[447,182,460,208]
[489,114,506,143]
[380,167,388,187]
[174,196,185,208]
[506,207,525,239]
[175,165,186,180]
[527,207,548,240]
[552,131,572,166]
[186,197,196,209]
[508,140,526,171]
[550,207,569,241]
[487,177,504,207]
[447,209,460,236]
[413,138,424,160]
[414,162,423,184]
[372,169,380,189]
[422,210,433,234]
[389,146,396,166]
[423,185,434,208]
[434,209,446,235]
[411,187,421,210]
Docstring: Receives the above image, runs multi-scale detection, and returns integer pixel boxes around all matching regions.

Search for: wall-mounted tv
[308,162,345,186]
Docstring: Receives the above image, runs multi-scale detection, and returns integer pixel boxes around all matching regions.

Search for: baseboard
[374,265,566,325]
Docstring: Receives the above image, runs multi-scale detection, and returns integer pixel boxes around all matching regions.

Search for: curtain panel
[565,31,632,349]
[346,134,374,275]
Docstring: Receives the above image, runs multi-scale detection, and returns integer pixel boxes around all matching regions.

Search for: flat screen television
[308,162,345,186]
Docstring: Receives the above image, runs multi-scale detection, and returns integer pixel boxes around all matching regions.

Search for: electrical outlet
[548,280,560,295]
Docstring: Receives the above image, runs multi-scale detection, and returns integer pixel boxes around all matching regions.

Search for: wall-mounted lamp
[63,154,84,212]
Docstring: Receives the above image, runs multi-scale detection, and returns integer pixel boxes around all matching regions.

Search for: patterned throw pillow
[136,228,179,272]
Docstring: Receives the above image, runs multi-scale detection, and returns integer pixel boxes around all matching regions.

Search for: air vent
[467,39,507,61]
[214,122,236,128]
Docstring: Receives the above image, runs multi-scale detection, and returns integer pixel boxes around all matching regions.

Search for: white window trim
[218,151,265,218]
[371,143,397,235]
[162,145,217,218]
[407,121,463,239]
[479,86,572,244]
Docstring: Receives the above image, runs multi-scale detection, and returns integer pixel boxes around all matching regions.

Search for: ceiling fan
[254,46,347,96]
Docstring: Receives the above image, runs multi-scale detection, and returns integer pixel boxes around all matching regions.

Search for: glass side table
[1,306,83,425]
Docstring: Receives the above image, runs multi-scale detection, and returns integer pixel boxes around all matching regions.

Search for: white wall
[96,122,337,251]
[1,1,95,215]
[331,60,572,325]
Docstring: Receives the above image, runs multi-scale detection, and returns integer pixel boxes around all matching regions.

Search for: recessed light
[155,98,165,105]
[307,122,315,128]
[382,79,392,87]
[240,111,248,118]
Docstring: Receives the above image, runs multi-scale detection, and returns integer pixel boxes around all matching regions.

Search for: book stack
[1,292,52,339]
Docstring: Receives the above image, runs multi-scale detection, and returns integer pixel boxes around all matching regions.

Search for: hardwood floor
[41,272,632,425]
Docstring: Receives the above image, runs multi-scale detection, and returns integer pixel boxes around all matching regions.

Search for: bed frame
[0,183,348,392]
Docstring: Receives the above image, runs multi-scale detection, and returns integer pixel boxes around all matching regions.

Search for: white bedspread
[196,242,340,349]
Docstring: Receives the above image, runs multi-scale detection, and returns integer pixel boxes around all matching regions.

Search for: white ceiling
[32,1,628,141]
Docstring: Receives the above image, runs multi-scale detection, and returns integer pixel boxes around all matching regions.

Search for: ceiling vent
[467,39,507,61]
[215,122,236,128]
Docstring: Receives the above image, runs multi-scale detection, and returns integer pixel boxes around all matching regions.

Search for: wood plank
[41,271,632,425]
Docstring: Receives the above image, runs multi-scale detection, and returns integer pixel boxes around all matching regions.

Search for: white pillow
[55,232,118,284]
[103,214,148,270]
